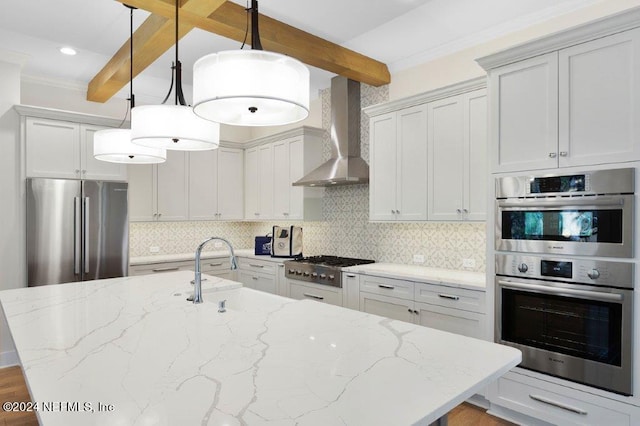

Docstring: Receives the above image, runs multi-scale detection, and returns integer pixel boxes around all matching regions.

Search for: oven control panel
[496,253,633,289]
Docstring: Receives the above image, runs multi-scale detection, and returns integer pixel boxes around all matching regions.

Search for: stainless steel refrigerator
[26,178,129,286]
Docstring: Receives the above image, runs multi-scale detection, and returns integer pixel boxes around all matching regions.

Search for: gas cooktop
[284,256,375,288]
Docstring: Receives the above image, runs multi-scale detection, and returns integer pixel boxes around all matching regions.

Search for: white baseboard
[0,350,18,368]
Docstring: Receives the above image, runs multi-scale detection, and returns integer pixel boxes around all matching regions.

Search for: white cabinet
[355,273,486,339]
[129,257,233,280]
[245,128,324,221]
[189,147,244,221]
[427,89,487,221]
[129,151,189,221]
[487,28,640,172]
[25,117,127,181]
[558,28,640,167]
[244,144,274,220]
[489,53,558,172]
[236,257,279,295]
[369,105,428,221]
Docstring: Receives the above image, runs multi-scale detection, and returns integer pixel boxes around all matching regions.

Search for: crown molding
[476,6,640,70]
[363,77,486,117]
[14,104,128,128]
[242,126,325,149]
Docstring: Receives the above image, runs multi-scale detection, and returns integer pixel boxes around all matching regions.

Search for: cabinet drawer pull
[549,152,557,158]
[559,151,568,157]
[528,394,587,415]
[346,274,356,278]
[438,293,460,301]
[252,277,259,280]
[278,264,284,267]
[209,263,223,267]
[249,264,265,268]
[378,284,395,290]
[303,293,324,300]
[152,267,179,272]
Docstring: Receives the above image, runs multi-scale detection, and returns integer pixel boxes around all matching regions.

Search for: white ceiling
[0,0,602,104]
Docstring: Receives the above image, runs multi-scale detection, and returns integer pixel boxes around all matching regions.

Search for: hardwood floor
[0,366,513,425]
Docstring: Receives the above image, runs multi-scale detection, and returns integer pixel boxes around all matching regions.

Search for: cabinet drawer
[414,282,486,313]
[359,292,414,323]
[494,376,631,426]
[414,302,485,339]
[238,270,276,294]
[200,258,231,273]
[237,257,277,275]
[289,281,342,306]
[360,276,414,300]
[129,260,194,276]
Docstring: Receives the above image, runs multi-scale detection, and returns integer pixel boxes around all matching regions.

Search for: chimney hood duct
[293,76,368,187]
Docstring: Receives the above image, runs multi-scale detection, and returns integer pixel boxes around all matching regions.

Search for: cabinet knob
[391,210,395,214]
[548,152,557,158]
[463,209,468,213]
[254,213,259,216]
[75,169,80,174]
[82,170,86,174]
[456,209,462,213]
[283,212,289,216]
[396,210,400,214]
[559,151,568,157]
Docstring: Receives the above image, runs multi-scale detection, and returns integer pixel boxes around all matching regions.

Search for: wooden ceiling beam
[119,0,390,86]
[92,0,390,102]
[87,0,227,103]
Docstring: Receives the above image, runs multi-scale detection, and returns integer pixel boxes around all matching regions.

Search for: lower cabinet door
[414,302,485,339]
[238,270,277,294]
[359,292,414,323]
[289,281,342,306]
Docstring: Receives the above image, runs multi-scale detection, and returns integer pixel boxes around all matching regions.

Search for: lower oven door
[496,276,633,395]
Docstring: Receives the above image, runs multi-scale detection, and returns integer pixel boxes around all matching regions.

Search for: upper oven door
[496,194,634,258]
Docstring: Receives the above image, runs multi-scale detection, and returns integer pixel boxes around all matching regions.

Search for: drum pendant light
[131,0,219,150]
[93,5,166,164]
[193,0,309,126]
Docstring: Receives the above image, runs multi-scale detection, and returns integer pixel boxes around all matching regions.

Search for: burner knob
[288,269,295,274]
[517,263,528,273]
[328,275,335,281]
[295,270,302,275]
[319,274,327,279]
[311,272,318,278]
[587,269,601,280]
[303,272,310,277]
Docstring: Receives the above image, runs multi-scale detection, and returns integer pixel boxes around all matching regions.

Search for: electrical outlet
[462,258,476,268]
[413,254,425,264]
[214,241,223,248]
[149,246,160,253]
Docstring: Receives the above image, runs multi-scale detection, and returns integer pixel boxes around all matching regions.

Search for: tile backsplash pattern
[130,83,487,272]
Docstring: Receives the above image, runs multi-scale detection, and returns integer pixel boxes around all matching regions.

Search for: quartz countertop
[130,248,292,266]
[343,263,486,290]
[0,271,518,425]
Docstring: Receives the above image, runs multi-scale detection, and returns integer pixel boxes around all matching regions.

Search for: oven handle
[497,196,625,209]
[498,279,624,302]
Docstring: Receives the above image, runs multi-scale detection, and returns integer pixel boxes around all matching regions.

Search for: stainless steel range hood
[293,76,368,187]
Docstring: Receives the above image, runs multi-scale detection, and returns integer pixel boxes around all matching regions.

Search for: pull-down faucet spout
[193,237,237,304]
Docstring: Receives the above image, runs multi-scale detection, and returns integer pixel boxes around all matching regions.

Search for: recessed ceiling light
[59,47,77,56]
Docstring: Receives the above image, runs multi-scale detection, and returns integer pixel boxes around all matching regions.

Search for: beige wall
[390,0,640,99]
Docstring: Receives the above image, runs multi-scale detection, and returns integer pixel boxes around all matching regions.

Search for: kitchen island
[0,271,520,425]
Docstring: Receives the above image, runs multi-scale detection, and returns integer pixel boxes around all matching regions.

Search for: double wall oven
[495,168,635,395]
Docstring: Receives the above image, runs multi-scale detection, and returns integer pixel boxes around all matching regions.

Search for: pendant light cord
[240,0,262,50]
[161,0,186,106]
[115,4,137,129]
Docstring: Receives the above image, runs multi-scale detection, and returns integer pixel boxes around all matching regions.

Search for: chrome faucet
[193,237,238,304]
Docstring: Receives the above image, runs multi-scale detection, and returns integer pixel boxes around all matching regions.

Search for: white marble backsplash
[129,84,487,272]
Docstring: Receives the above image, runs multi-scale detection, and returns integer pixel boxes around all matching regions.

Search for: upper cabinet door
[188,150,218,221]
[257,144,274,219]
[25,117,81,179]
[217,148,244,220]
[272,139,291,220]
[491,52,558,172]
[397,105,428,221]
[244,147,258,219]
[465,89,487,221]
[559,28,640,167]
[369,113,398,221]
[80,124,127,181]
[128,164,156,222]
[156,151,189,221]
[428,98,464,221]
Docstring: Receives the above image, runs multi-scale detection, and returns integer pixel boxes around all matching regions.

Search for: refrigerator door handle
[83,197,90,274]
[74,197,81,275]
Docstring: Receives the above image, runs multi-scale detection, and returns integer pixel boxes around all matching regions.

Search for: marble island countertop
[0,271,519,425]
[343,263,486,290]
